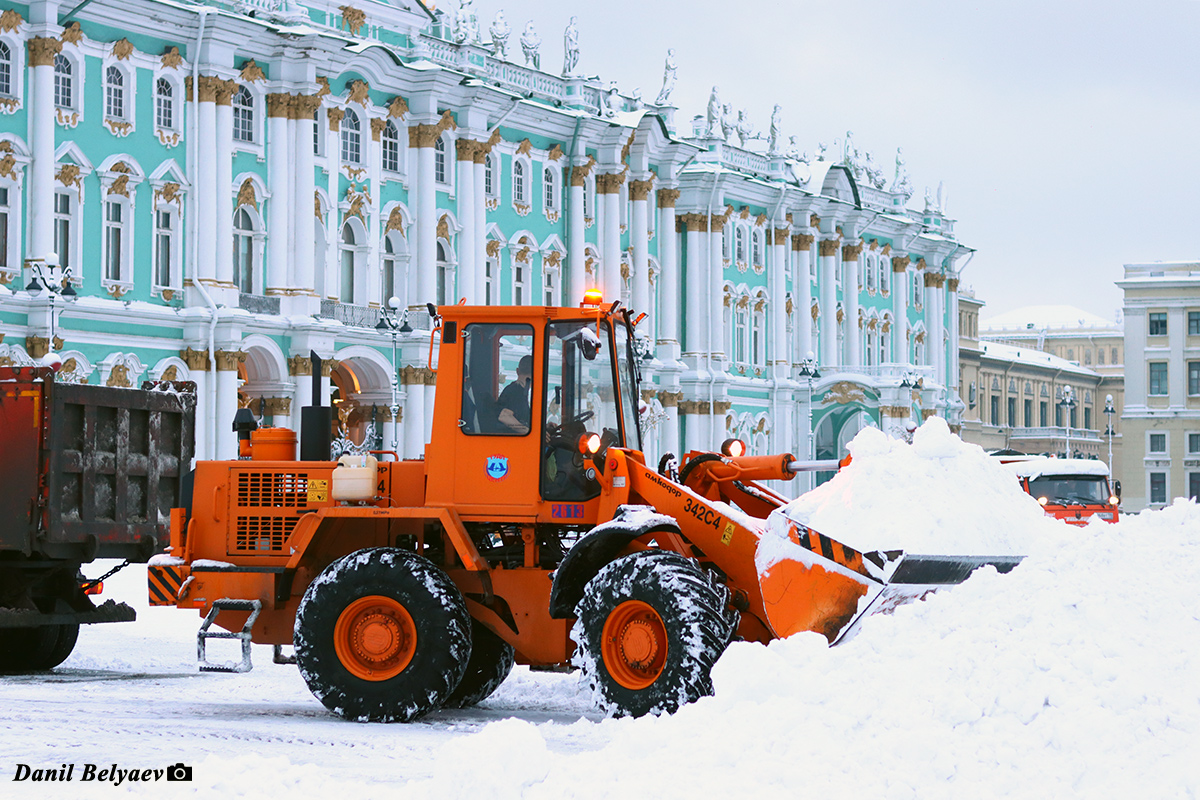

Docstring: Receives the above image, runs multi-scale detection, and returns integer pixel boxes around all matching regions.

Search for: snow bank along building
[959,302,1125,479]
[0,0,968,494]
[1119,261,1200,510]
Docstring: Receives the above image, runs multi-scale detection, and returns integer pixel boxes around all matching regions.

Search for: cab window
[460,323,534,436]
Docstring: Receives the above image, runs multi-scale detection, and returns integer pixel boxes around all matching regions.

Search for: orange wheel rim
[601,600,668,690]
[333,595,417,681]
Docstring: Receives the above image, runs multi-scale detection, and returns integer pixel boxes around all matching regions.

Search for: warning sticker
[307,479,329,503]
[721,522,735,546]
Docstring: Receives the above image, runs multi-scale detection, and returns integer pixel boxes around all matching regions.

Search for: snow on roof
[999,456,1110,479]
[981,305,1118,333]
[979,340,1098,374]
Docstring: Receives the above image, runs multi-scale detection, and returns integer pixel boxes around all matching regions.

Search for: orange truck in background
[996,455,1120,525]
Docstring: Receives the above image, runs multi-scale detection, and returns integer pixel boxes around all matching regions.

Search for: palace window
[382,120,400,172]
[735,304,748,364]
[104,66,126,121]
[513,160,527,205]
[232,86,254,143]
[341,109,361,164]
[735,226,747,264]
[0,42,11,97]
[485,255,498,305]
[1190,311,1200,335]
[436,241,453,305]
[340,222,359,304]
[1149,312,1167,336]
[484,153,496,197]
[1189,361,1200,396]
[54,54,73,109]
[53,191,72,271]
[514,259,527,305]
[543,166,558,213]
[155,78,175,130]
[1150,472,1167,505]
[103,199,127,282]
[234,207,255,293]
[543,264,558,306]
[382,234,397,306]
[752,305,765,367]
[751,229,763,267]
[313,109,323,157]
[154,208,176,288]
[434,135,448,184]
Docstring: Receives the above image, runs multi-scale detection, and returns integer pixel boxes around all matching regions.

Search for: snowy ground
[3,421,1199,798]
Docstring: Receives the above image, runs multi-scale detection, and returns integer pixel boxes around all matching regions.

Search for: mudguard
[548,505,681,619]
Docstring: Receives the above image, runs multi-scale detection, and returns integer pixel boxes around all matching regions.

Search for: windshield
[611,317,642,452]
[1028,475,1110,505]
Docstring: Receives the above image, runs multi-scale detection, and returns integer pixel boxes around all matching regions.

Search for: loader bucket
[756,521,1023,645]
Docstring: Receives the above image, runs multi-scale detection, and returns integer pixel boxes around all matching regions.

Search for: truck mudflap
[757,520,1023,645]
[0,600,136,628]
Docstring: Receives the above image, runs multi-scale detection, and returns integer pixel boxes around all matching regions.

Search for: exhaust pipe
[300,350,332,462]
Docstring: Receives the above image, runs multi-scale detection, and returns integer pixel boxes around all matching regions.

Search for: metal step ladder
[197,599,262,673]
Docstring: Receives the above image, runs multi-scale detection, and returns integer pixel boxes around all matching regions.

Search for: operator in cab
[497,355,533,435]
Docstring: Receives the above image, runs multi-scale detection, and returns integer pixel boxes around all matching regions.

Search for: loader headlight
[1038,496,1049,506]
[579,432,602,455]
[721,438,746,458]
[1109,496,1119,505]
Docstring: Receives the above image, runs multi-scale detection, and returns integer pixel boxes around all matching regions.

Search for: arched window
[722,297,733,360]
[54,54,73,109]
[543,166,556,212]
[312,108,322,156]
[513,248,529,305]
[912,272,921,307]
[341,109,361,164]
[105,65,125,120]
[735,227,747,264]
[434,136,447,184]
[722,225,731,262]
[381,120,400,172]
[735,302,749,364]
[583,175,593,218]
[232,86,254,142]
[339,221,357,303]
[866,257,876,292]
[752,304,765,367]
[1098,348,1105,365]
[234,208,256,292]
[484,251,498,305]
[436,241,452,305]
[751,230,762,267]
[865,328,876,366]
[880,259,889,294]
[543,262,558,305]
[103,199,124,281]
[0,42,12,98]
[155,78,174,130]
[382,235,397,306]
[484,153,496,197]
[513,160,527,205]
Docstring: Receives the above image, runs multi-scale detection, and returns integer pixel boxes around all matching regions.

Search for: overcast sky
[453,0,1200,323]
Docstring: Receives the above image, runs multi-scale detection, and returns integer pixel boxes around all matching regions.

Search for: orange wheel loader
[149,298,1020,721]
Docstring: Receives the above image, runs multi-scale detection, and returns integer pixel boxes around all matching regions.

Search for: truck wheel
[294,548,471,723]
[573,550,734,718]
[0,624,76,673]
[442,618,515,709]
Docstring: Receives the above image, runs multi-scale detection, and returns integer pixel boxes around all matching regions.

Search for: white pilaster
[292,95,318,311]
[27,41,56,264]
[456,142,475,303]
[683,218,704,357]
[215,92,234,290]
[599,174,622,302]
[793,235,814,363]
[819,240,839,366]
[769,228,787,376]
[656,190,679,356]
[844,243,862,368]
[568,178,586,300]
[630,180,651,317]
[266,100,290,295]
[892,255,909,364]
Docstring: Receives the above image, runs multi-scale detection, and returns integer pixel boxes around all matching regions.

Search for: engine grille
[236,471,309,507]
[229,470,309,554]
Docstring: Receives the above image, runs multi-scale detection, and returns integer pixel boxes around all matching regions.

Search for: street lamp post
[1058,384,1076,458]
[375,296,411,454]
[25,253,76,359]
[1104,393,1115,473]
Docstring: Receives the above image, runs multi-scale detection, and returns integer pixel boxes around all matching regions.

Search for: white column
[819,239,839,366]
[568,172,586,300]
[683,217,705,357]
[291,361,312,435]
[630,180,651,316]
[402,375,424,459]
[892,255,910,363]
[414,126,437,317]
[190,368,209,462]
[215,83,235,289]
[196,83,218,285]
[292,95,318,307]
[325,110,342,301]
[769,228,788,375]
[215,351,241,461]
[662,402,680,459]
[599,174,622,301]
[793,235,814,362]
[948,276,961,397]
[456,140,475,303]
[474,148,488,303]
[656,190,679,354]
[26,39,58,264]
[843,242,862,368]
[266,96,290,295]
[924,271,939,376]
[709,217,725,360]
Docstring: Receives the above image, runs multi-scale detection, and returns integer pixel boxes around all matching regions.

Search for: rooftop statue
[604,81,622,118]
[562,16,579,76]
[816,141,828,161]
[864,151,886,189]
[705,86,721,137]
[720,103,735,142]
[453,0,479,45]
[734,109,757,148]
[784,135,807,162]
[520,21,541,69]
[889,147,913,197]
[767,104,782,155]
[489,11,510,60]
[654,49,677,106]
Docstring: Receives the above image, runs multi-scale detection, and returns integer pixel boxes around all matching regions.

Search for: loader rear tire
[294,548,471,723]
[0,624,78,673]
[442,618,515,709]
[573,550,734,718]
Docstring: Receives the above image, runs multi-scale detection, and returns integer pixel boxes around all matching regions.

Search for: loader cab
[425,304,642,518]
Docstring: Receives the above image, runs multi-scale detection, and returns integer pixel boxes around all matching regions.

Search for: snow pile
[771,417,1056,554]
[403,500,1200,799]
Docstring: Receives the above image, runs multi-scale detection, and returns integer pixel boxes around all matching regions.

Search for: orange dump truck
[997,455,1120,525]
[150,299,1018,721]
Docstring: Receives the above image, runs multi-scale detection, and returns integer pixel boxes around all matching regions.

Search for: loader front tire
[294,548,471,723]
[442,618,515,709]
[573,550,734,718]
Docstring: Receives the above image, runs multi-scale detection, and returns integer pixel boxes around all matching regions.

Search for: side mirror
[1113,479,1122,501]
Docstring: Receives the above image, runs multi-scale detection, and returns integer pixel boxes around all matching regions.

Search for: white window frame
[484,152,497,199]
[542,164,560,219]
[512,155,531,210]
[231,84,265,156]
[484,252,499,305]
[0,33,27,111]
[0,149,25,275]
[513,249,530,305]
[752,300,766,368]
[52,186,82,280]
[152,73,184,148]
[735,225,747,266]
[54,51,84,126]
[104,65,127,122]
[434,132,453,189]
[751,228,763,269]
[313,105,325,158]
[152,202,182,294]
[583,174,595,223]
[381,120,400,173]
[101,195,133,288]
[338,218,367,305]
[542,259,560,306]
[1148,361,1169,396]
[436,238,456,306]
[341,107,362,165]
[381,229,409,309]
[233,204,265,295]
[1147,470,1169,506]
[1186,430,1200,456]
[1147,430,1169,456]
